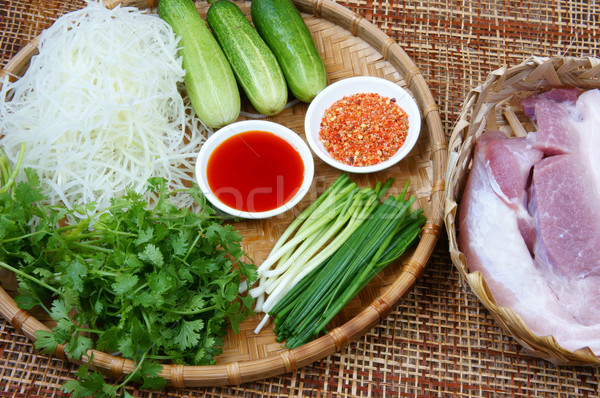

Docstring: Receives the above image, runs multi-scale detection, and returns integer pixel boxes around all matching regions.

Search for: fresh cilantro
[62,363,107,397]
[0,170,256,396]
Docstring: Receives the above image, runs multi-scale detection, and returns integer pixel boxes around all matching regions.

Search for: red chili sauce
[207,130,305,213]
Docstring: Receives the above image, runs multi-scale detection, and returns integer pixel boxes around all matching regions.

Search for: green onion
[268,183,426,348]
[251,174,391,333]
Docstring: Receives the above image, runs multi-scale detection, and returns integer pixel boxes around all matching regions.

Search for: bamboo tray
[0,0,446,387]
[445,56,600,366]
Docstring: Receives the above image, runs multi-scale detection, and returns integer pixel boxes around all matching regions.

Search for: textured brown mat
[1,0,600,396]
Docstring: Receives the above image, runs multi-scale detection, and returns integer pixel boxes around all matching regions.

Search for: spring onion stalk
[255,179,357,273]
[250,175,359,316]
[251,174,392,333]
[269,184,427,348]
[239,178,354,296]
[258,190,373,311]
[269,175,351,250]
[251,193,354,300]
[259,189,378,313]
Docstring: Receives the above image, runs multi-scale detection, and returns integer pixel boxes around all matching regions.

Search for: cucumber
[158,0,240,128]
[250,0,327,103]
[207,1,287,116]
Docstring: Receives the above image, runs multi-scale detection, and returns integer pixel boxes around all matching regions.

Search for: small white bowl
[304,76,421,173]
[196,120,314,219]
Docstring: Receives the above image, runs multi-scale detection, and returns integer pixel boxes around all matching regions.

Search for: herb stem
[164,305,217,315]
[0,143,25,195]
[141,311,153,335]
[69,230,137,240]
[70,241,114,253]
[76,327,104,334]
[0,230,48,243]
[183,232,202,262]
[116,351,150,390]
[0,261,61,296]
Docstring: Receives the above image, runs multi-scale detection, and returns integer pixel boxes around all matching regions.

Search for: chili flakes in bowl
[318,93,409,167]
[304,76,421,174]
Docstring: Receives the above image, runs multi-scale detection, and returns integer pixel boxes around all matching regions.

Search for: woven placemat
[1,0,600,396]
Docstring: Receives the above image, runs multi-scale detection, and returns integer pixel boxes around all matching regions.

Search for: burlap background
[1,0,599,396]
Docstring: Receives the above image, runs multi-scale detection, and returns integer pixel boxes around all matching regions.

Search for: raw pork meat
[459,89,600,353]
[520,87,580,120]
[526,97,580,155]
[530,155,600,279]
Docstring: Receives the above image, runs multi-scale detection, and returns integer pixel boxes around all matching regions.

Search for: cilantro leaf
[170,232,189,257]
[132,291,155,308]
[13,294,39,311]
[49,299,72,321]
[138,361,167,391]
[66,333,94,360]
[14,169,44,207]
[226,302,246,334]
[61,363,106,397]
[180,294,207,313]
[137,243,164,267]
[34,329,65,355]
[173,319,205,351]
[134,227,154,246]
[205,224,243,254]
[60,259,87,293]
[111,274,139,296]
[95,326,120,353]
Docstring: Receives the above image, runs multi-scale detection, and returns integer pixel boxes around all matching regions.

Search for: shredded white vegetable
[0,1,207,214]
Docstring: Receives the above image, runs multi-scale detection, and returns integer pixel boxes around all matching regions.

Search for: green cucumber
[158,0,240,128]
[207,1,287,116]
[250,0,327,103]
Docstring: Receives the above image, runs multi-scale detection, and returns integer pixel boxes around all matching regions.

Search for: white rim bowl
[304,76,421,173]
[195,120,314,219]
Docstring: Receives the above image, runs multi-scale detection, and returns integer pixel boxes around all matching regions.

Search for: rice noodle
[0,1,208,214]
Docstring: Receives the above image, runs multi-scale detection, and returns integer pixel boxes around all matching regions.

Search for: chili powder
[318,92,409,167]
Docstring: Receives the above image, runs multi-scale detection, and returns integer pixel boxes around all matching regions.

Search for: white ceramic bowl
[304,76,421,173]
[196,120,314,219]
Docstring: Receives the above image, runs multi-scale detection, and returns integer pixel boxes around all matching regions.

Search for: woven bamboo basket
[445,55,600,366]
[0,0,446,387]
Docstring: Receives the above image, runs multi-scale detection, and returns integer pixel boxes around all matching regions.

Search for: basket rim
[0,0,447,387]
[444,55,600,366]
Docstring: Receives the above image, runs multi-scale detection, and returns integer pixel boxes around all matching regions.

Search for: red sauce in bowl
[206,130,305,213]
